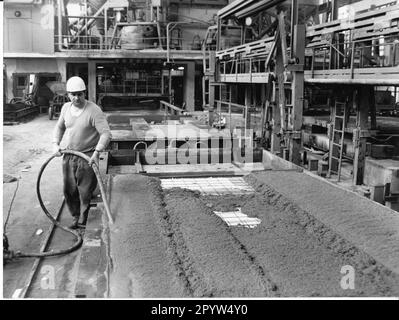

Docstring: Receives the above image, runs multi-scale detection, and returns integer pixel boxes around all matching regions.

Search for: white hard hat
[66,76,86,92]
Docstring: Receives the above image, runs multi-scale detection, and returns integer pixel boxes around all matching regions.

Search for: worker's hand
[52,143,62,157]
[89,150,100,167]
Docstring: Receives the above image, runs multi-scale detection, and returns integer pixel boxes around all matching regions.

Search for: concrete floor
[3,115,80,298]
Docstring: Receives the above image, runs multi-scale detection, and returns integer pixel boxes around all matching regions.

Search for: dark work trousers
[62,153,97,221]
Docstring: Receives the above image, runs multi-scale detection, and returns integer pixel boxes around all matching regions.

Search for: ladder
[328,101,347,181]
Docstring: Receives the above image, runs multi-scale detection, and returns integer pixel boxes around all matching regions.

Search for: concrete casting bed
[104,171,399,297]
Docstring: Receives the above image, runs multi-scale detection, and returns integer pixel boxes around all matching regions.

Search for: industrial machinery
[48,93,69,120]
[46,81,69,120]
[202,0,399,209]
[54,0,166,111]
[4,74,39,122]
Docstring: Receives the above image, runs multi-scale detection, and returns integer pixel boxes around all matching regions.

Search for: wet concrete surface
[246,172,399,275]
[108,174,185,298]
[107,174,399,297]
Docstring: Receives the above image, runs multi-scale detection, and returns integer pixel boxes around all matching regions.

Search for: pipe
[70,3,108,43]
[133,141,147,150]
[290,0,296,59]
[57,0,108,50]
[166,22,173,63]
[58,0,63,52]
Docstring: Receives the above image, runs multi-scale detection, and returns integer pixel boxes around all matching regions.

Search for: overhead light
[97,66,104,69]
[177,66,184,70]
[245,17,252,26]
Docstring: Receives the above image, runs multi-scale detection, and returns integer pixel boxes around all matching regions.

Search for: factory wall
[4,58,66,101]
[3,1,54,54]
[3,1,221,53]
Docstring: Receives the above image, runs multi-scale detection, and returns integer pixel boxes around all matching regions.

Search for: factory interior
[2,0,399,299]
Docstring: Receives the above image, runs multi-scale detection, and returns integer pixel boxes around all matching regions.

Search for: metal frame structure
[203,0,399,185]
[208,0,305,164]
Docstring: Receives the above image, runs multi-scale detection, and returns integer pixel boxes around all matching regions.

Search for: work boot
[81,210,89,226]
[69,216,79,229]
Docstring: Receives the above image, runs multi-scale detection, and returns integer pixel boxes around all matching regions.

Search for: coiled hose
[15,150,113,258]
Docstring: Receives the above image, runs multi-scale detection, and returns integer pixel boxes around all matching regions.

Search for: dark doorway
[171,75,184,107]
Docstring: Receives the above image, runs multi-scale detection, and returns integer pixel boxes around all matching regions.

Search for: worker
[52,76,111,229]
[100,75,115,93]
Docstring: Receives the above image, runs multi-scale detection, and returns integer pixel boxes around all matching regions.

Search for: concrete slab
[364,157,399,186]
[74,206,109,298]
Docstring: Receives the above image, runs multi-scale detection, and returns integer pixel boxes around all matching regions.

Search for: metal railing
[214,99,248,135]
[55,33,206,52]
[216,36,399,81]
[307,38,399,72]
[55,34,162,51]
[98,78,163,95]
[160,100,186,121]
[219,57,269,76]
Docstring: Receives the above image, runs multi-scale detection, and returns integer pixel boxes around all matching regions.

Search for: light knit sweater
[53,101,111,152]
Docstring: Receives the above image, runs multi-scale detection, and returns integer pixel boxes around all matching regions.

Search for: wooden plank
[110,129,136,141]
[219,72,271,83]
[98,151,109,176]
[305,67,399,85]
[353,26,399,40]
[75,206,108,298]
[129,117,148,124]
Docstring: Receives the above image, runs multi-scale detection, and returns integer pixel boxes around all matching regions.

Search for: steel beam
[288,24,305,165]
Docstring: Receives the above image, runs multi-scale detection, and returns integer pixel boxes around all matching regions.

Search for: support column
[369,86,377,130]
[260,83,267,139]
[245,85,252,133]
[272,31,285,155]
[353,86,371,185]
[289,24,305,165]
[331,0,339,20]
[4,59,17,101]
[88,60,96,104]
[208,52,216,126]
[183,61,195,112]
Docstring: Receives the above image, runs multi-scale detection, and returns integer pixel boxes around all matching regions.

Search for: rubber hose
[16,150,112,258]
